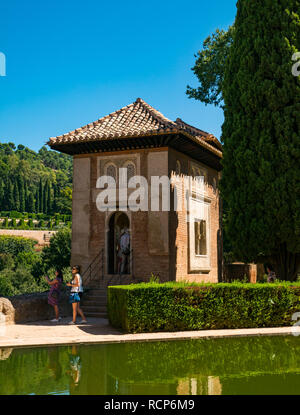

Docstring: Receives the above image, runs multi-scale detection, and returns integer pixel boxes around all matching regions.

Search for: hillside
[0,142,72,215]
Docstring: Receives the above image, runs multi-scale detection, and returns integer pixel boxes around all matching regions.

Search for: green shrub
[108,282,300,333]
[39,220,45,228]
[1,218,9,228]
[10,218,16,228]
[0,253,15,271]
[0,235,36,255]
[1,211,10,218]
[10,211,23,219]
[0,267,40,295]
[0,274,16,296]
[18,218,25,228]
[149,273,160,283]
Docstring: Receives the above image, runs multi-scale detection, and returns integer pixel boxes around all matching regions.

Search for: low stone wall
[0,230,56,246]
[0,290,72,324]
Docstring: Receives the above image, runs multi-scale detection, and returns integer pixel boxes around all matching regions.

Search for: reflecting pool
[0,336,300,395]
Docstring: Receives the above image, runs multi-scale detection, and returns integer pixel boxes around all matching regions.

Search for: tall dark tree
[24,181,29,212]
[43,180,48,214]
[220,0,300,280]
[18,177,25,212]
[39,180,44,213]
[35,189,40,213]
[13,181,20,211]
[47,182,52,214]
[28,191,35,214]
[0,179,4,209]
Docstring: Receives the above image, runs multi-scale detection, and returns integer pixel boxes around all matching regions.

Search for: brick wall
[71,147,221,283]
[168,148,221,283]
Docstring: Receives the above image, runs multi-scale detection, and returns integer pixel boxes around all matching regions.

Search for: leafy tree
[187,26,234,107]
[41,228,71,270]
[220,0,300,280]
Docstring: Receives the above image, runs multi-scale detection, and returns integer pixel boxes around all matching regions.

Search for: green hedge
[107,282,300,333]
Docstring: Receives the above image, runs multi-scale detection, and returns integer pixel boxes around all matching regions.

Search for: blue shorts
[69,293,80,303]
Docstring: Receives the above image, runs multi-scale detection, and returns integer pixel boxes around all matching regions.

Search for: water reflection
[68,345,82,393]
[0,336,299,395]
[0,348,13,361]
[176,377,222,395]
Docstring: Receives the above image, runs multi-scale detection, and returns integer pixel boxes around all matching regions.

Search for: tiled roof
[48,98,222,157]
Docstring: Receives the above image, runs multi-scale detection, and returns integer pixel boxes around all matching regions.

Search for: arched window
[106,163,117,181]
[123,161,135,183]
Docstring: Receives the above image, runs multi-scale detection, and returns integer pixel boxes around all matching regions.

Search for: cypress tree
[47,182,52,214]
[28,192,35,213]
[43,181,48,214]
[221,0,300,280]
[0,179,4,210]
[24,181,29,212]
[35,188,40,213]
[52,183,58,214]
[18,177,25,212]
[13,181,20,211]
[39,180,44,213]
[6,178,13,211]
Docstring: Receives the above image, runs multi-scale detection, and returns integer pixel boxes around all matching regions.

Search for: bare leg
[77,303,87,321]
[54,305,59,319]
[72,303,77,323]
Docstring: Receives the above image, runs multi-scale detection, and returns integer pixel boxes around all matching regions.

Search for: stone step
[84,291,107,296]
[84,312,108,318]
[81,300,107,307]
[81,305,107,313]
[84,292,107,297]
[82,298,107,303]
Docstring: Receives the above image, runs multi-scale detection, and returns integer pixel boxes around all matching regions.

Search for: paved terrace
[0,318,299,348]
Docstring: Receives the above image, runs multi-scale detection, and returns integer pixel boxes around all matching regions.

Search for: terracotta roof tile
[48,98,222,157]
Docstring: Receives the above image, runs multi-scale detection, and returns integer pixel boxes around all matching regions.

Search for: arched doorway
[108,212,130,275]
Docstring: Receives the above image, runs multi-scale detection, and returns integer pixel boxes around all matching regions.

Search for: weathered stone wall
[0,290,72,324]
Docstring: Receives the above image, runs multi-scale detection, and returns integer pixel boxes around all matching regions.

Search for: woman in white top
[66,265,87,325]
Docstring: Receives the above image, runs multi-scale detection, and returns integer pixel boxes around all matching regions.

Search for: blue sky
[0,0,237,152]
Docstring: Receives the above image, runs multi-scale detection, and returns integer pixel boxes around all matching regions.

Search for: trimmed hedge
[107,282,300,333]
